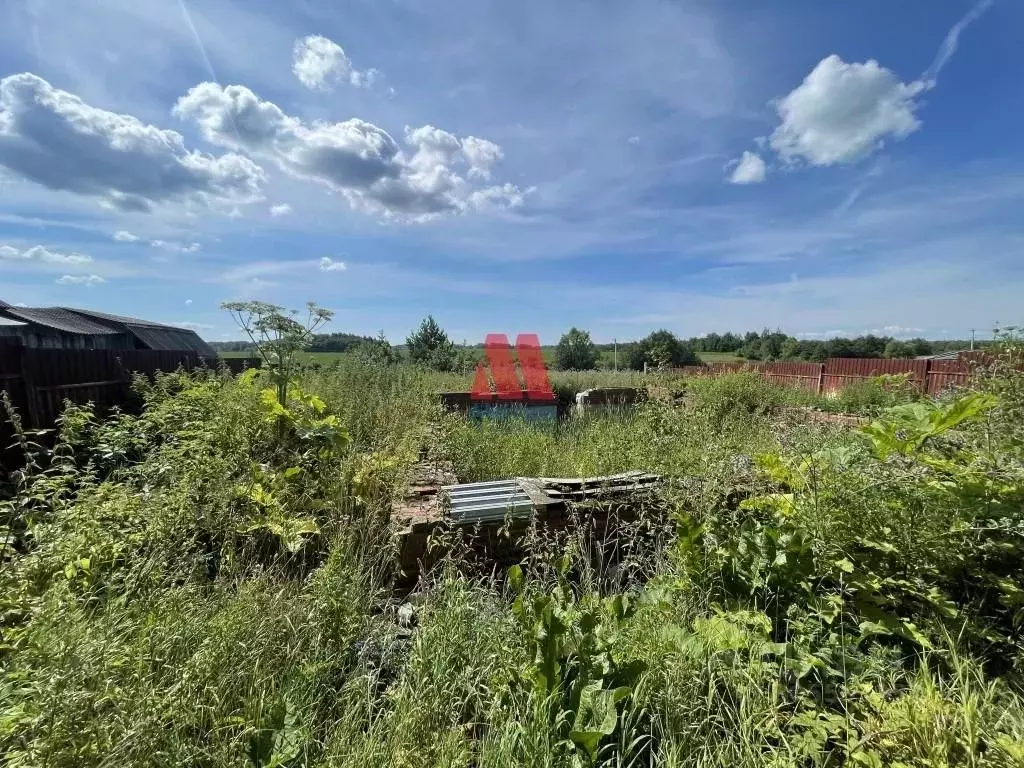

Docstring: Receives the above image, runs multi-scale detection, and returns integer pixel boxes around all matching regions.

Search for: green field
[218,348,744,367]
[4,350,1023,766]
[697,351,746,363]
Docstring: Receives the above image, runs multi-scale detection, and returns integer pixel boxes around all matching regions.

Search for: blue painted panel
[468,403,558,422]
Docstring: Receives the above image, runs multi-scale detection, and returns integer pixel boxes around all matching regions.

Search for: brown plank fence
[667,356,973,397]
[0,345,223,438]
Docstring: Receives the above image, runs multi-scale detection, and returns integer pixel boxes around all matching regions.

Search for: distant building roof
[0,305,217,357]
[916,350,970,361]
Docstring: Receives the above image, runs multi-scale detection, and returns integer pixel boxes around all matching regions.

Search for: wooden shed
[0,302,216,357]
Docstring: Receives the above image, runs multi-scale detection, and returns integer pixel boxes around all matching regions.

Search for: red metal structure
[470,333,556,401]
[668,356,975,397]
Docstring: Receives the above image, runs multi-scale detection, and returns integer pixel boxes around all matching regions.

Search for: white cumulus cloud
[173,83,524,220]
[459,136,504,180]
[728,151,767,184]
[0,243,92,265]
[769,55,924,167]
[56,274,104,286]
[292,35,379,91]
[319,257,347,272]
[113,230,140,242]
[0,72,265,212]
[150,240,200,253]
[269,203,292,217]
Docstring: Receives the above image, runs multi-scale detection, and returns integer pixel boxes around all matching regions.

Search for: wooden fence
[668,356,974,397]
[0,345,256,446]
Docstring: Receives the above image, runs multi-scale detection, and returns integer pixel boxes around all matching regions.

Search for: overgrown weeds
[1,347,1023,766]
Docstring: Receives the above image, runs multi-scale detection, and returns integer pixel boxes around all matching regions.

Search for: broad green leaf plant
[222,301,334,439]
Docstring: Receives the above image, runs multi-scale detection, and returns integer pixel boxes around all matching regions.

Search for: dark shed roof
[64,308,218,358]
[1,307,123,335]
[65,308,170,328]
[0,305,217,357]
[129,325,218,357]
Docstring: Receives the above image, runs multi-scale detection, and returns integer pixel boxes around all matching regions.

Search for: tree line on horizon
[209,317,984,372]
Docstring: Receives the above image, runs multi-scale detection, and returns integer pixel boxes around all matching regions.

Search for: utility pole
[613,338,618,371]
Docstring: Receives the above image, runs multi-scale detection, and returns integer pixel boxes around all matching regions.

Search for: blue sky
[1,0,1021,344]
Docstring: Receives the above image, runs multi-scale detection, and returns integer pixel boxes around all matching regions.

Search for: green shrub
[684,371,811,422]
[825,373,920,414]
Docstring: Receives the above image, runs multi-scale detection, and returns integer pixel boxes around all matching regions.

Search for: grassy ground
[697,351,746,363]
[2,352,1024,766]
[217,349,744,367]
[218,350,351,364]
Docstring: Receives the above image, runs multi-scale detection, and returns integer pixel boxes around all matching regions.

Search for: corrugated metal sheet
[440,471,663,525]
[926,358,971,394]
[2,307,122,335]
[441,479,534,523]
[64,308,217,357]
[128,325,217,357]
[669,356,976,398]
[0,325,132,350]
[63,307,169,328]
[537,471,660,501]
[747,361,822,392]
[822,358,930,393]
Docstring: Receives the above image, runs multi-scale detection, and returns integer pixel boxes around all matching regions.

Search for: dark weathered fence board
[0,344,214,435]
[0,344,29,462]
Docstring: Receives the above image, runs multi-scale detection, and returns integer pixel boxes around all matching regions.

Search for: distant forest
[210,326,984,365]
[678,330,980,362]
[210,332,376,354]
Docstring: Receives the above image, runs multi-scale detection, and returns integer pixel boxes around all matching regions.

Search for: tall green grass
[1,355,1022,767]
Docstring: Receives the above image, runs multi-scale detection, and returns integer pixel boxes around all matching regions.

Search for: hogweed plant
[222,301,334,439]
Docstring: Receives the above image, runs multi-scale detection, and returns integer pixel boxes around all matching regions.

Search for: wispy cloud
[56,274,105,286]
[1,244,92,265]
[172,320,213,331]
[796,325,924,339]
[150,239,201,253]
[923,0,995,85]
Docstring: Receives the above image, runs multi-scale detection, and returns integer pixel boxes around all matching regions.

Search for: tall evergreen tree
[406,316,457,372]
